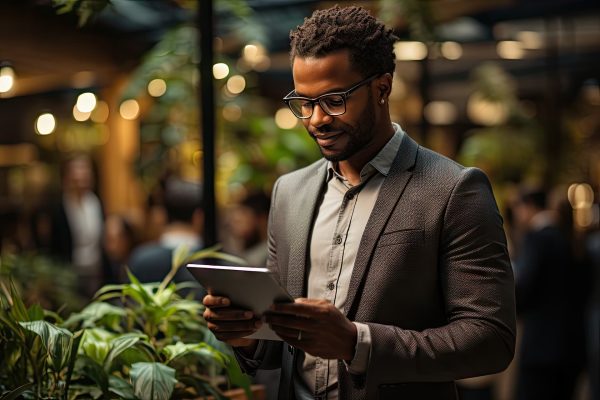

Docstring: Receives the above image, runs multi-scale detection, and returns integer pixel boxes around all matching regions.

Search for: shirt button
[327,282,335,290]
[334,235,342,245]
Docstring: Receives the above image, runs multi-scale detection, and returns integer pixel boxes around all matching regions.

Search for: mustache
[310,125,339,136]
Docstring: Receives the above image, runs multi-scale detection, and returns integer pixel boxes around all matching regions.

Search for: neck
[65,188,86,203]
[337,122,395,186]
[163,222,199,236]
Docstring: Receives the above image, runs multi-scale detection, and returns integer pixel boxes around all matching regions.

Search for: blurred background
[0,0,599,399]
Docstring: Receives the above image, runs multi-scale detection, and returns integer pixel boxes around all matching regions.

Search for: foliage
[0,246,252,399]
[0,278,83,399]
[52,0,111,27]
[116,4,320,197]
[379,0,435,42]
[458,63,545,184]
[0,253,86,315]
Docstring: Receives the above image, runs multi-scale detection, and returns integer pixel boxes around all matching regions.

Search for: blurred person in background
[49,154,105,299]
[128,177,205,297]
[585,228,600,400]
[512,187,588,400]
[102,213,137,284]
[226,190,271,267]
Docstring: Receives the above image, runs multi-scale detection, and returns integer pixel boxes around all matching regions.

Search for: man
[512,188,587,400]
[204,5,515,399]
[50,154,105,298]
[128,177,205,297]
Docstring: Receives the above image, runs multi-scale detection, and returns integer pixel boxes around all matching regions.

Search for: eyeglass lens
[288,94,346,118]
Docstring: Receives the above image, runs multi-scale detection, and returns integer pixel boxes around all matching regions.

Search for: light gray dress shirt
[295,125,404,400]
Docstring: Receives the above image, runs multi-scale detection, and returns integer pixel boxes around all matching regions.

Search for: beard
[311,94,377,162]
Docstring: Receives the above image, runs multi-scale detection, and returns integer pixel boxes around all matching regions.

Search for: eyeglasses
[283,74,379,119]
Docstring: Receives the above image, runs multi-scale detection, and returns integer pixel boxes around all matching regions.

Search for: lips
[313,131,344,147]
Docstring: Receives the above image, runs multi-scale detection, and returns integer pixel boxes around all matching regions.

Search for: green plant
[0,246,253,399]
[0,253,86,315]
[0,279,83,399]
[65,245,251,399]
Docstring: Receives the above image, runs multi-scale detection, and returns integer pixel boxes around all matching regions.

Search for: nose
[309,102,333,128]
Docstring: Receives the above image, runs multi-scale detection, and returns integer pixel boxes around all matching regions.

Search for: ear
[376,73,393,101]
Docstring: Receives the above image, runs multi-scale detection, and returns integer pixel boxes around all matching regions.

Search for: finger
[204,308,254,321]
[206,319,262,333]
[269,323,311,344]
[264,313,312,331]
[211,330,257,341]
[203,294,231,308]
[270,299,329,318]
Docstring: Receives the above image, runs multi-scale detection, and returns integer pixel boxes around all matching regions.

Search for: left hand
[265,298,357,360]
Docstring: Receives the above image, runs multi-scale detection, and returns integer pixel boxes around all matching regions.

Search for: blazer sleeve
[364,167,516,382]
[234,178,285,374]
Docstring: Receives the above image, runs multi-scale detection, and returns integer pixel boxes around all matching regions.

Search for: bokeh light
[73,104,91,122]
[120,99,140,120]
[275,108,298,129]
[76,92,97,113]
[226,75,246,94]
[213,63,230,80]
[0,65,15,93]
[148,79,167,97]
[35,113,56,135]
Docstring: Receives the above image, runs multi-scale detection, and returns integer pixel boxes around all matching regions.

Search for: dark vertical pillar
[198,0,217,246]
[419,56,430,145]
[544,17,561,187]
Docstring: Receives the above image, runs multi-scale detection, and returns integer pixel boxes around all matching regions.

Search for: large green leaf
[1,280,29,322]
[64,329,84,396]
[223,352,252,398]
[103,333,145,372]
[27,304,44,321]
[75,355,109,395]
[153,285,177,307]
[108,375,136,399]
[0,382,35,400]
[114,344,156,368]
[130,362,177,400]
[202,333,252,397]
[162,341,228,367]
[20,320,73,372]
[124,271,158,306]
[80,328,115,364]
[63,301,127,331]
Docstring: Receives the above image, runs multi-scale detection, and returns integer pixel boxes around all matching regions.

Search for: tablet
[186,264,294,341]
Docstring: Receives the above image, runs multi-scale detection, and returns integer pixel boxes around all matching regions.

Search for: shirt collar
[326,123,404,183]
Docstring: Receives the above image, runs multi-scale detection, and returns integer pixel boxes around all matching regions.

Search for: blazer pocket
[377,228,424,247]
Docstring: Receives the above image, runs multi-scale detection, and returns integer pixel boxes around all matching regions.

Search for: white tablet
[186,264,294,341]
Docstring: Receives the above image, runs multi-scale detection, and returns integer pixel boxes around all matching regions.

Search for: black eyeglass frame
[282,74,379,119]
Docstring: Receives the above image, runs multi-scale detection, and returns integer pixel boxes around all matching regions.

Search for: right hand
[202,294,261,349]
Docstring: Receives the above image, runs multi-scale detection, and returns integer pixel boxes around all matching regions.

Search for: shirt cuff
[344,322,371,374]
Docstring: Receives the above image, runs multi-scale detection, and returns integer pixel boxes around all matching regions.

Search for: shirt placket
[314,182,358,396]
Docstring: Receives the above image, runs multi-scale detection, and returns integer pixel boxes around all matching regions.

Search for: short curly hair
[289,5,397,77]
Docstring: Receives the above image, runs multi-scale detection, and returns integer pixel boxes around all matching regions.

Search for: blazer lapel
[287,161,328,298]
[344,134,419,317]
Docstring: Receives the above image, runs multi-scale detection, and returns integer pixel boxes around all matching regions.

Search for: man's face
[292,51,378,162]
[65,158,93,191]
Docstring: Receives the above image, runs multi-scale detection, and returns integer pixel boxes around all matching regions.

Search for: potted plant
[0,247,256,399]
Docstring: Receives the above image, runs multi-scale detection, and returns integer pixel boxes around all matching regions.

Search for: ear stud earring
[379,99,385,104]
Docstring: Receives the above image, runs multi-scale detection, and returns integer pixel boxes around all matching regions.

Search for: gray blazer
[244,133,516,400]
